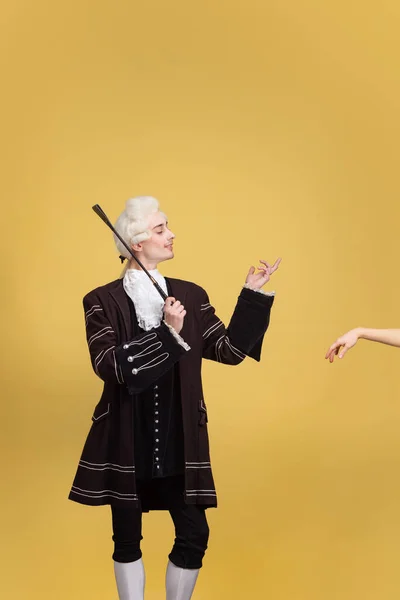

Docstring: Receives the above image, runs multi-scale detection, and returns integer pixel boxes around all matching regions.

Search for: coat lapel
[166,278,189,339]
[108,279,132,339]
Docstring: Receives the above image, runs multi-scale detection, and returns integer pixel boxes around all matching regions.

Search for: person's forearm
[356,327,400,348]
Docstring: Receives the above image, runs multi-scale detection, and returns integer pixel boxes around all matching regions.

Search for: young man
[69,196,281,600]
[326,327,400,362]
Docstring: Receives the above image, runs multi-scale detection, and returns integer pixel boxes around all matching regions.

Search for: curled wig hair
[113,196,167,259]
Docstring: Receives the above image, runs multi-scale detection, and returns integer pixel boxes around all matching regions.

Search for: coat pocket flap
[91,402,111,423]
[199,397,208,425]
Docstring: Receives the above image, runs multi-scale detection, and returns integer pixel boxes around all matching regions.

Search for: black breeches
[111,478,209,569]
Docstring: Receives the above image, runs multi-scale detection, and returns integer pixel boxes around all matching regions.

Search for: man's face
[135,211,175,264]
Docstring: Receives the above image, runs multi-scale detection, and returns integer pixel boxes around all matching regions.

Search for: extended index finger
[271,257,282,271]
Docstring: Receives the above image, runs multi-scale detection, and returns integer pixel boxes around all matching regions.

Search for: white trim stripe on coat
[72,485,137,498]
[88,326,114,347]
[203,320,224,339]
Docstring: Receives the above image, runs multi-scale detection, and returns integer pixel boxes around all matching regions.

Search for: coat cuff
[115,323,186,393]
[239,286,275,308]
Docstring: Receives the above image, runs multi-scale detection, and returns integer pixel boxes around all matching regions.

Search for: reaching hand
[245,258,282,290]
[325,329,360,363]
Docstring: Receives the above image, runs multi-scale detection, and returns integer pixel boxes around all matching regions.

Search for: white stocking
[165,560,199,600]
[114,558,145,600]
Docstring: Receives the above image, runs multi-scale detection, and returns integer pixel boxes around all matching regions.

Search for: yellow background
[2,1,400,598]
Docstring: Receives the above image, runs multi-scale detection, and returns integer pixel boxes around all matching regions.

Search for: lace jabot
[123,268,168,331]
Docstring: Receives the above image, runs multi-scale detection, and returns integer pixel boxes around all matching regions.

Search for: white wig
[113,196,167,260]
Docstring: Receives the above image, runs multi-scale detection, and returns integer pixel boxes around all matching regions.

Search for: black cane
[92,204,168,302]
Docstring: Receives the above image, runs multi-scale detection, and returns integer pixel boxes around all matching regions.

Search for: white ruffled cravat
[123,268,168,331]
